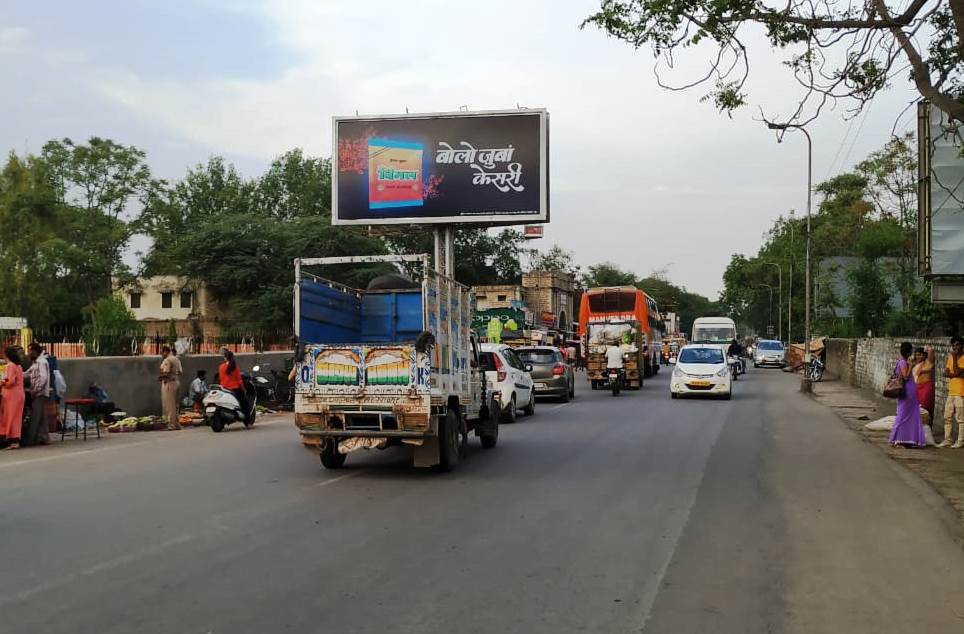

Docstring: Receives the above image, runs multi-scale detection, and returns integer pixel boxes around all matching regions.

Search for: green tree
[529,245,581,278]
[583,1,964,124]
[385,227,529,286]
[82,295,143,356]
[848,260,892,336]
[580,262,637,287]
[41,137,151,304]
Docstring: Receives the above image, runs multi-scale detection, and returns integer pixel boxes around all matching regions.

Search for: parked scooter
[203,374,257,432]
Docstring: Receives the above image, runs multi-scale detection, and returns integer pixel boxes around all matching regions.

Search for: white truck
[292,254,500,471]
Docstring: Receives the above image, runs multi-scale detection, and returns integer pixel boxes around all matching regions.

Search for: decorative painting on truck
[297,345,423,394]
[313,348,362,386]
[364,348,413,386]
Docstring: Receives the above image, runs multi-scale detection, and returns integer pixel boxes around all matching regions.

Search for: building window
[130,292,141,309]
[180,292,192,309]
[161,292,173,309]
[497,295,507,302]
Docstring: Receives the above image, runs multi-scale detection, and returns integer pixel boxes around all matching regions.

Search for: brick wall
[827,337,953,416]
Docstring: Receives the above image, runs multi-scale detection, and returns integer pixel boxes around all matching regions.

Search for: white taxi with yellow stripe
[670,345,732,400]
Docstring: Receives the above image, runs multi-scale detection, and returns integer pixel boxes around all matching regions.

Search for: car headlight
[717,367,729,377]
[673,366,684,377]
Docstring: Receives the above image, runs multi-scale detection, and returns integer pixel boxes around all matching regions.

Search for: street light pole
[756,283,774,336]
[762,262,782,341]
[768,123,813,392]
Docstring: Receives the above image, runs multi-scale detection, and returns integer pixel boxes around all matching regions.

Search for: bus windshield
[693,327,736,343]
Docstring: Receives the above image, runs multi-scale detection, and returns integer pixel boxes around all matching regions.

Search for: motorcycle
[203,374,257,432]
[607,367,624,396]
[808,357,825,382]
[252,364,278,405]
[728,356,740,381]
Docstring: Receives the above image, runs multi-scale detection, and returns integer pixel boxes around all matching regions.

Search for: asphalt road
[3,368,964,634]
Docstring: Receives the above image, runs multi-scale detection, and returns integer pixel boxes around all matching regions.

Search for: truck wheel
[501,395,517,423]
[591,380,597,390]
[437,410,461,472]
[522,390,536,416]
[320,440,346,469]
[479,407,499,449]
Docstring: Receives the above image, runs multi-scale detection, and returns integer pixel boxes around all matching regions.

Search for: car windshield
[693,327,736,343]
[518,350,558,364]
[679,348,724,364]
[758,341,784,350]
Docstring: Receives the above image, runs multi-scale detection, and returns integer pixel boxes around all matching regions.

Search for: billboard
[332,109,548,225]
[918,101,964,302]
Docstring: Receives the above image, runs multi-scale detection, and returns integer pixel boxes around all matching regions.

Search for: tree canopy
[583,0,964,125]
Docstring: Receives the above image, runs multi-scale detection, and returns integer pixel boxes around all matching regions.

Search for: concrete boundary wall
[825,338,953,417]
[57,352,292,417]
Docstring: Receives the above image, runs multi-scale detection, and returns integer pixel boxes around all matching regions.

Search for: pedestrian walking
[938,335,964,448]
[0,347,25,450]
[23,343,51,446]
[912,346,936,423]
[159,346,182,430]
[889,342,926,448]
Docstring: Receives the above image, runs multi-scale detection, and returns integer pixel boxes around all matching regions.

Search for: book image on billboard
[367,138,424,210]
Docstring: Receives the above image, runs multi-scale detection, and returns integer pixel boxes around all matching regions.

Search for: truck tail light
[494,354,507,383]
[552,363,565,376]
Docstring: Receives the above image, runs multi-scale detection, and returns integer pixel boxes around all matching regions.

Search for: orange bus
[578,286,664,381]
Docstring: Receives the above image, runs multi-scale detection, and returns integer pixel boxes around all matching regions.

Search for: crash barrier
[57,351,293,418]
[826,338,954,419]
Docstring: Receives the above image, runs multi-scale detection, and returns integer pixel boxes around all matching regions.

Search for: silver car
[753,339,786,368]
[517,346,575,403]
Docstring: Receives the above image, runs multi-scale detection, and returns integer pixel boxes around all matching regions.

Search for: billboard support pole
[432,225,456,277]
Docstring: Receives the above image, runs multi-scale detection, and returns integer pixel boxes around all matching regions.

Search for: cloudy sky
[1,0,919,298]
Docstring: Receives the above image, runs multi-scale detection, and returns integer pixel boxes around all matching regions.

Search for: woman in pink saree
[0,346,25,449]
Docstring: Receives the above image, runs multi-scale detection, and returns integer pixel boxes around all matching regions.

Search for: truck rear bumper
[299,429,429,439]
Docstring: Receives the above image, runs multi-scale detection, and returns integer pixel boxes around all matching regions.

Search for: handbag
[882,361,906,398]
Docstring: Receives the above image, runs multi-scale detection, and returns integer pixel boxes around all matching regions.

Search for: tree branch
[874,0,964,122]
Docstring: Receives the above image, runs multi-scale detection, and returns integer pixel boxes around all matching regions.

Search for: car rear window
[518,350,559,364]
[758,341,784,350]
[479,352,497,371]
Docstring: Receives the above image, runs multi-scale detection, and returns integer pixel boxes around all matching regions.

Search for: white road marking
[1,534,195,606]
[314,469,365,488]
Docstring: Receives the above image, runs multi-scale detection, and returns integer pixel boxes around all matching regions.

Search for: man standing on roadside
[939,335,964,448]
[159,346,182,431]
[24,343,51,446]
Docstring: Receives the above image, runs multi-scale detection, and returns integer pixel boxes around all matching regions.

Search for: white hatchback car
[479,343,536,422]
[670,345,732,400]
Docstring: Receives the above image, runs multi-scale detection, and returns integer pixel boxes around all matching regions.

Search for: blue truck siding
[299,280,423,344]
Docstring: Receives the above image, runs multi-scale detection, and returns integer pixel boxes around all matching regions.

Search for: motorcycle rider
[218,349,250,423]
[727,338,745,373]
[605,343,624,385]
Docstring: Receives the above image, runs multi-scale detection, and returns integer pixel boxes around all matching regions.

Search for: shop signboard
[333,109,549,226]
[523,224,544,239]
[472,308,526,336]
[0,317,27,330]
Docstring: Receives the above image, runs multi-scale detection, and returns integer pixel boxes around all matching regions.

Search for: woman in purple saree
[889,342,926,448]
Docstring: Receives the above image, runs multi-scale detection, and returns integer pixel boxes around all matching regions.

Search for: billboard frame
[331,108,549,226]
